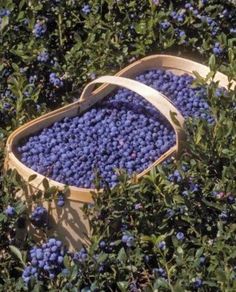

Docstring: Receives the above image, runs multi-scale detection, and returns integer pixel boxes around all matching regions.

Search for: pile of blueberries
[22,238,66,283]
[18,69,212,188]
[31,206,48,227]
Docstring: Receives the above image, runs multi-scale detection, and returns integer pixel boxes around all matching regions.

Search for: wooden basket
[4,55,232,249]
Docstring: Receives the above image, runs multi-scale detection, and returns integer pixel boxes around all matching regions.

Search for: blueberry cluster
[57,194,65,207]
[171,10,185,23]
[22,238,66,283]
[5,205,15,216]
[181,181,199,197]
[167,2,235,51]
[212,42,223,56]
[219,211,228,221]
[29,75,37,84]
[73,248,88,263]
[175,28,186,40]
[49,73,64,88]
[18,69,213,188]
[168,170,182,183]
[81,4,91,15]
[33,21,47,38]
[37,50,49,62]
[160,21,170,30]
[153,267,166,278]
[136,70,212,122]
[122,234,135,247]
[193,278,203,288]
[31,206,48,227]
[0,8,10,18]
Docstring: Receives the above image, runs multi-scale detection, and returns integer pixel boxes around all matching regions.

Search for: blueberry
[33,21,47,38]
[158,241,166,250]
[227,195,235,204]
[56,240,62,247]
[5,205,15,216]
[31,206,48,227]
[126,236,135,247]
[153,267,166,278]
[176,232,185,241]
[57,198,65,207]
[199,256,206,265]
[219,211,228,221]
[193,278,203,288]
[122,235,129,243]
[31,258,38,266]
[99,240,106,249]
[57,256,64,264]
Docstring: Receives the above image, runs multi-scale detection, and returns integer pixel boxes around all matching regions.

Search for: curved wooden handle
[80,75,185,153]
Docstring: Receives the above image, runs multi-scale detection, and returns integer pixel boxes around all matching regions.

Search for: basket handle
[80,75,185,153]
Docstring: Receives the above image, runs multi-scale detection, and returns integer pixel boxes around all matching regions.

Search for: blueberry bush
[0,0,236,291]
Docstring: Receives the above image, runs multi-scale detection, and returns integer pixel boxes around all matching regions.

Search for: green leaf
[63,255,70,268]
[173,282,184,292]
[192,71,205,84]
[126,265,138,272]
[12,63,20,72]
[170,111,181,127]
[28,174,37,182]
[117,281,129,291]
[15,202,26,214]
[97,252,108,264]
[1,16,9,31]
[32,283,44,292]
[196,247,204,258]
[42,178,49,190]
[209,54,216,71]
[135,21,146,34]
[19,0,27,10]
[9,245,25,266]
[153,278,170,289]
[0,213,7,223]
[203,281,218,288]
[216,269,227,282]
[71,265,78,281]
[177,246,183,254]
[117,247,127,263]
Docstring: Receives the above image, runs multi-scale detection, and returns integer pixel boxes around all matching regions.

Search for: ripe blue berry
[57,197,65,207]
[5,205,15,216]
[33,21,47,38]
[176,232,185,240]
[99,240,106,249]
[31,206,48,227]
[158,241,166,250]
[193,278,203,288]
[126,236,135,247]
[153,267,166,278]
[121,234,129,243]
[82,4,91,15]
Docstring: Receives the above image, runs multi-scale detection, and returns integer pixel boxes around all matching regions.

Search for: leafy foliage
[0,0,236,291]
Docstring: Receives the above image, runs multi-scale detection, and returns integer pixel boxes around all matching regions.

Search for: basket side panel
[16,187,90,251]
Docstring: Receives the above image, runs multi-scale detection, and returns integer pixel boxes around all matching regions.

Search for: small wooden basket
[4,55,232,250]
